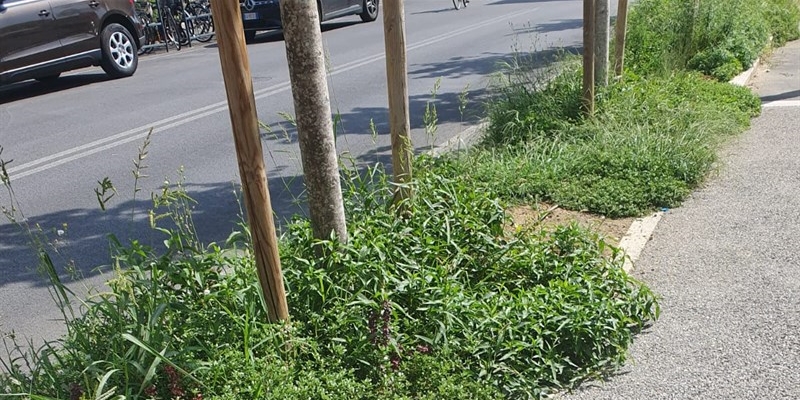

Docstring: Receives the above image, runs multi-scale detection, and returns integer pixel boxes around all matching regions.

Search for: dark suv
[240,0,379,43]
[0,0,144,85]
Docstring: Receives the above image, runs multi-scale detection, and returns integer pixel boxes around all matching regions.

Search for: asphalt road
[0,1,591,346]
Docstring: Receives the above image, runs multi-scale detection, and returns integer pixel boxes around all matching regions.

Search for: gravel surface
[561,40,800,400]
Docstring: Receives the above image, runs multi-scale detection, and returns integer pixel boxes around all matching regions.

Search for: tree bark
[613,0,629,77]
[279,0,348,243]
[594,0,610,86]
[383,0,413,206]
[210,0,288,322]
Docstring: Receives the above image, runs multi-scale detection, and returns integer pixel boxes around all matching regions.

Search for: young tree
[279,0,348,243]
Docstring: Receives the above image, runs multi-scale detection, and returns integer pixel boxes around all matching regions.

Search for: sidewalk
[562,40,800,400]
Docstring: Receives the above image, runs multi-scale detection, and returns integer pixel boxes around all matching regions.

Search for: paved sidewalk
[563,40,800,400]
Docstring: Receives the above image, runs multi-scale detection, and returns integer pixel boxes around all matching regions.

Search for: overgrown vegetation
[1,160,658,399]
[467,62,760,217]
[465,0,795,217]
[5,0,798,397]
[625,0,800,80]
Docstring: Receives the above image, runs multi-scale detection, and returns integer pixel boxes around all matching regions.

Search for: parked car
[240,0,379,43]
[0,0,144,85]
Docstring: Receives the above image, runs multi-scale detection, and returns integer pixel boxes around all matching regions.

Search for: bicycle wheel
[452,0,461,10]
[188,3,214,42]
[174,9,191,46]
[161,9,182,50]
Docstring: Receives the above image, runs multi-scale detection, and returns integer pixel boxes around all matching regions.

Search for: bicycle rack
[136,0,215,54]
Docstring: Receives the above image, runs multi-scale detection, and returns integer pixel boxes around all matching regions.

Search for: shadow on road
[760,89,800,103]
[0,174,307,290]
[203,20,361,47]
[0,73,110,105]
[487,0,566,4]
[259,47,577,145]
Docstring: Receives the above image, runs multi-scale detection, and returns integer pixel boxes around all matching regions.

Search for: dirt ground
[506,203,634,246]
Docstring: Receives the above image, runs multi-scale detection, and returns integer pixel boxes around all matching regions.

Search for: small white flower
[203,289,211,295]
[56,229,65,236]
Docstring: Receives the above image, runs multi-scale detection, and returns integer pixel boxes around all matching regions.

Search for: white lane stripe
[763,100,800,108]
[9,7,540,180]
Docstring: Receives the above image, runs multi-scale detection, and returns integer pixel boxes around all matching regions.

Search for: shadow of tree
[0,174,308,289]
[259,47,576,148]
[487,0,568,4]
[506,18,584,36]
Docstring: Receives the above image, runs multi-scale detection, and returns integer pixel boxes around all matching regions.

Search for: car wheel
[360,0,379,22]
[35,74,61,83]
[100,23,138,79]
[244,30,257,43]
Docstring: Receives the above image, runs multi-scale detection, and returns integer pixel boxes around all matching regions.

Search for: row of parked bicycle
[135,0,215,54]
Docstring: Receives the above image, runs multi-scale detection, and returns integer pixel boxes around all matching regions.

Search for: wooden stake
[594,0,610,86]
[583,0,596,115]
[209,0,289,322]
[614,0,629,77]
[383,0,413,205]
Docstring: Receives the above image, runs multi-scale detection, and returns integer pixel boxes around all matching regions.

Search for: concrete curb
[729,57,761,87]
[619,212,663,273]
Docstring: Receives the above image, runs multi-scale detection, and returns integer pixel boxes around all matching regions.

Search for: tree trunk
[210,0,288,322]
[279,0,348,243]
[594,0,610,86]
[613,0,629,77]
[383,0,413,206]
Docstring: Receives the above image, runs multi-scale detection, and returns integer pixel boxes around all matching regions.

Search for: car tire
[360,0,379,22]
[244,30,257,43]
[100,23,138,79]
[35,74,61,83]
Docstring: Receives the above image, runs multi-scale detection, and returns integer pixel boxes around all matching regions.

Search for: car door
[0,0,63,74]
[319,0,348,18]
[49,0,102,57]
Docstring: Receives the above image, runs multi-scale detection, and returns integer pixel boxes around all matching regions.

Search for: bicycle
[135,0,182,53]
[170,0,215,46]
[452,0,468,10]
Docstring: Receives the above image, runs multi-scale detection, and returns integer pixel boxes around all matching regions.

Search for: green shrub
[1,163,660,399]
[470,70,760,217]
[624,0,774,80]
[763,0,800,45]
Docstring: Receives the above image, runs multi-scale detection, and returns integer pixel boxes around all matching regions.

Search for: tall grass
[625,0,800,81]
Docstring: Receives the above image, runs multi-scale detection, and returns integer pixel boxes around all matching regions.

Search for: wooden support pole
[614,0,629,77]
[583,0,596,115]
[594,0,610,86]
[209,0,289,322]
[383,0,413,204]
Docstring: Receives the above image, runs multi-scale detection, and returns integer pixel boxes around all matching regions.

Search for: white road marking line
[763,100,800,108]
[8,7,540,180]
